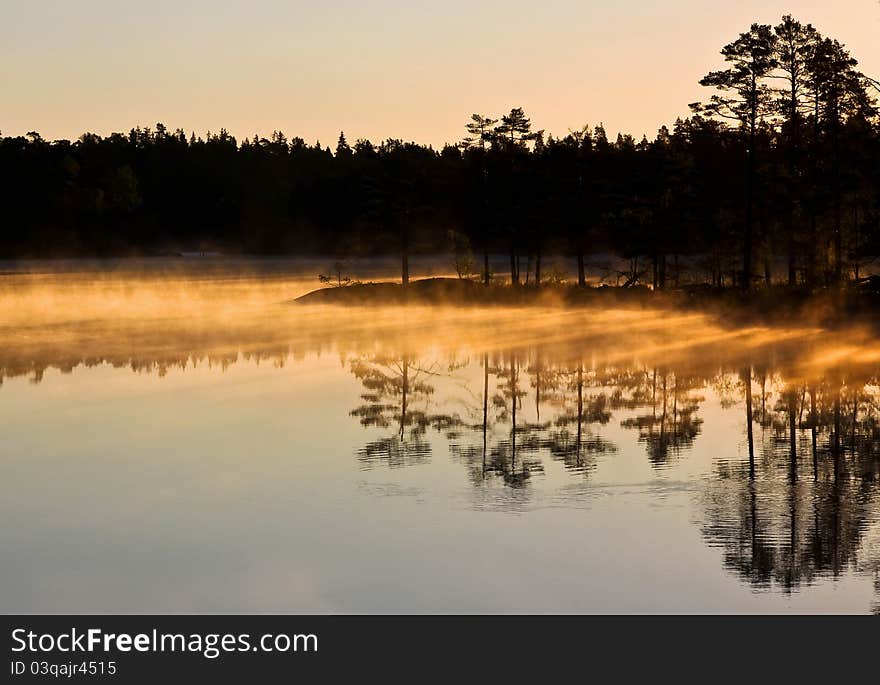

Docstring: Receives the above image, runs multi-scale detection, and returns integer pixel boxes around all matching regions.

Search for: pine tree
[692,23,778,290]
[335,131,351,158]
[463,114,498,150]
[494,107,541,149]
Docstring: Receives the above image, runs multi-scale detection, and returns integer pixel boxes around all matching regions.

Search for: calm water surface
[1,260,879,613]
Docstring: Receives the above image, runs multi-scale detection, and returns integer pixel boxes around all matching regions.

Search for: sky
[2,1,879,147]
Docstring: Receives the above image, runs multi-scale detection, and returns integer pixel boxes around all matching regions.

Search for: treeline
[1,15,878,290]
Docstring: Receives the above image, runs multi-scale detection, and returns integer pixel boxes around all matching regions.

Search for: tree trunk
[659,254,666,290]
[853,205,860,282]
[786,87,799,288]
[834,203,842,284]
[743,120,755,291]
[534,249,541,286]
[510,246,518,285]
[482,166,491,286]
[834,205,842,284]
[652,252,658,290]
[577,249,586,287]
[833,121,842,285]
[806,213,817,288]
[401,225,409,287]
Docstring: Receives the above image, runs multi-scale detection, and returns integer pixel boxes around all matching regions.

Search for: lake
[1,259,879,613]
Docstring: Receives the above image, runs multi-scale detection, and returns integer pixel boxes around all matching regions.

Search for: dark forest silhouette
[2,16,879,293]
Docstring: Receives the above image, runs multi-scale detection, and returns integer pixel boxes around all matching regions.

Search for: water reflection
[342,352,880,610]
[2,278,880,611]
[700,371,880,600]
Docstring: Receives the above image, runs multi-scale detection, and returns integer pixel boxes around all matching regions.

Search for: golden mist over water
[1,268,879,384]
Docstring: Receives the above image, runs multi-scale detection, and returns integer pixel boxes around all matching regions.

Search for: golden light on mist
[2,272,880,387]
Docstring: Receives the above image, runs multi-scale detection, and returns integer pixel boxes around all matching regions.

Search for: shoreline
[294,277,880,329]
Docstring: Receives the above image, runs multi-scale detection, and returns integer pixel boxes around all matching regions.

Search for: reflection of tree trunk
[482,353,488,477]
[534,362,541,423]
[851,395,858,458]
[833,389,841,481]
[760,372,767,424]
[576,365,583,466]
[650,368,657,444]
[534,249,541,286]
[510,359,517,470]
[745,367,755,480]
[789,484,797,587]
[798,386,805,425]
[788,387,798,584]
[660,373,668,444]
[749,481,758,570]
[788,391,798,483]
[831,477,841,575]
[810,386,818,482]
[400,357,409,439]
[652,368,657,407]
[672,381,678,437]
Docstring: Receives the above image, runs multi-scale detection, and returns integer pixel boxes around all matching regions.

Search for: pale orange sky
[2,1,879,147]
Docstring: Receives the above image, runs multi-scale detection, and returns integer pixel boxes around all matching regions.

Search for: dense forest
[2,15,878,291]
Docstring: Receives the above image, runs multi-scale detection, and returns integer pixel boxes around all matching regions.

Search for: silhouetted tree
[692,23,778,290]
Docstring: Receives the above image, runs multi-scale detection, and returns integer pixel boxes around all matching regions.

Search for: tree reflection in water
[345,351,880,609]
[349,354,462,468]
[699,369,880,601]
